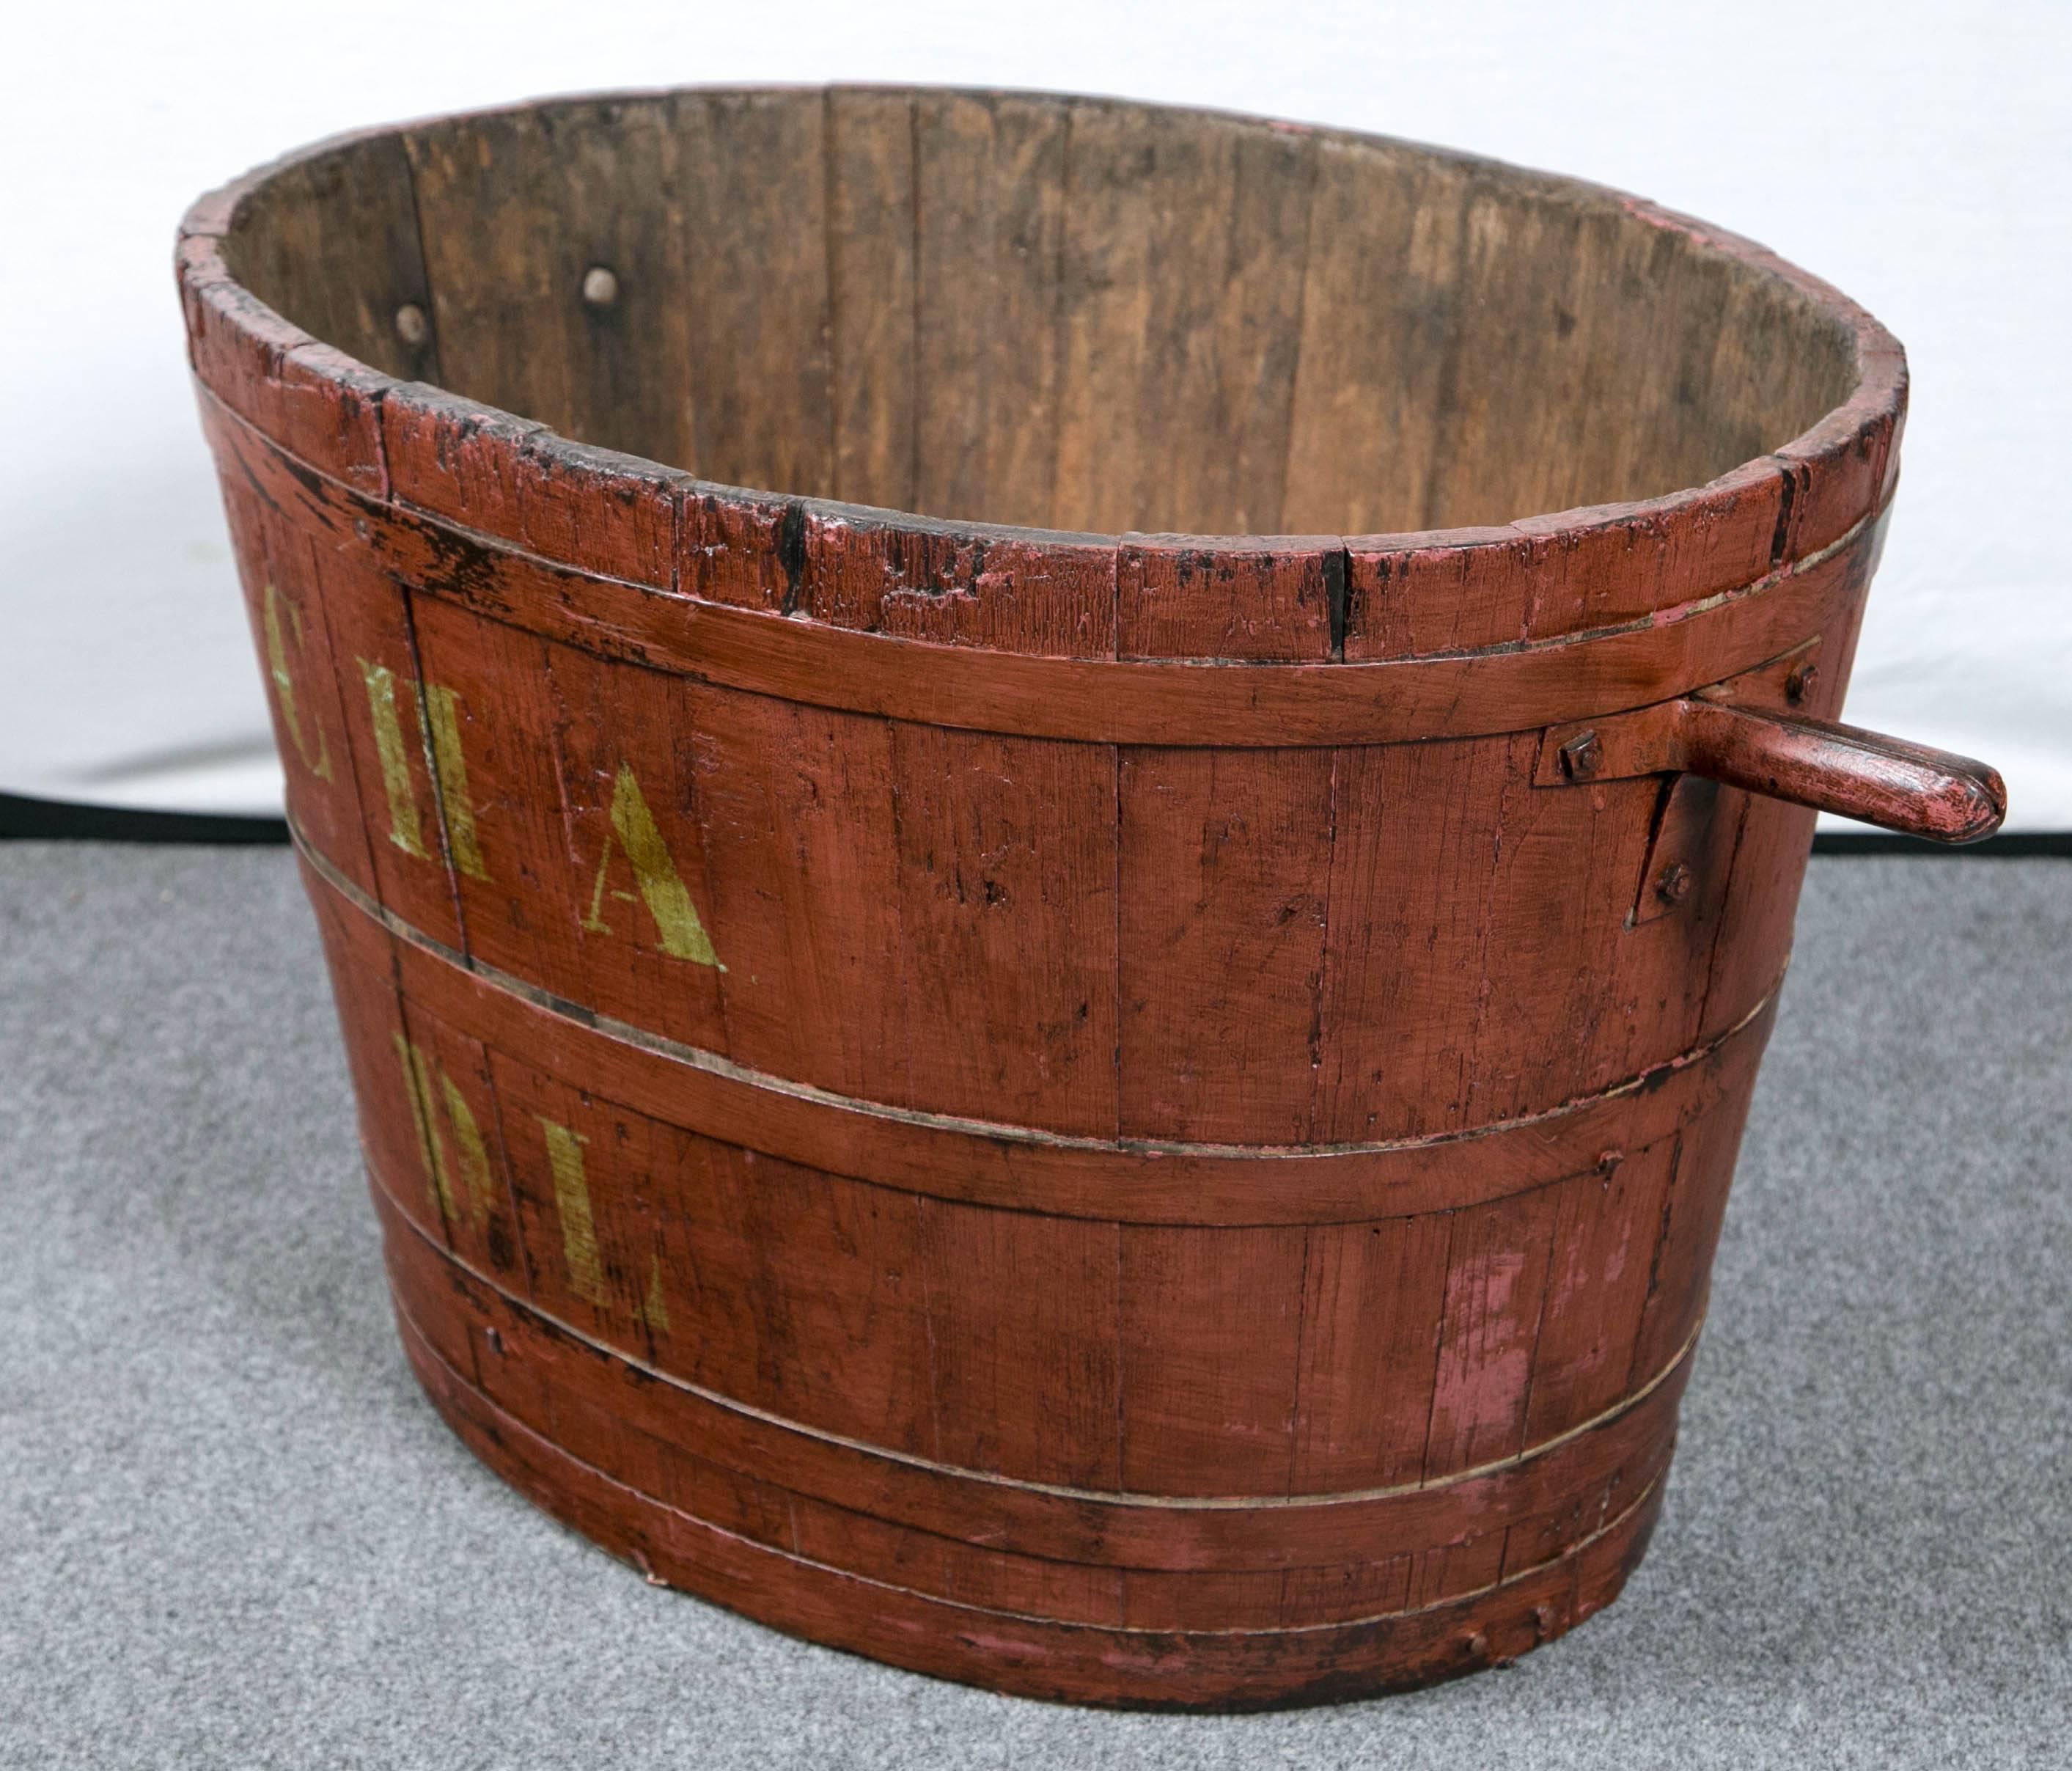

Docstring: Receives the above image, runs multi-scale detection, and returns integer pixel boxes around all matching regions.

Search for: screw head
[1786,662,1819,706]
[393,302,428,345]
[1656,860,1694,904]
[1559,730,1602,781]
[581,265,621,307]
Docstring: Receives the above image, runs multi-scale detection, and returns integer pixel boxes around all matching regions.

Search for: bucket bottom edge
[392,1301,1666,1710]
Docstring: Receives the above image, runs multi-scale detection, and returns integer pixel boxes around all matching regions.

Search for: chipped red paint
[180,87,1996,1709]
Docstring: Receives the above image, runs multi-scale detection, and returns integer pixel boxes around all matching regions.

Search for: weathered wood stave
[182,86,1941,1706]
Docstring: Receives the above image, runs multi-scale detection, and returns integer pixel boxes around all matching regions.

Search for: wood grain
[395,1289,1670,1708]
[911,91,1070,527]
[218,475,376,895]
[309,854,1781,1227]
[199,386,1893,747]
[182,85,1936,1708]
[1053,108,1315,535]
[1283,136,1474,535]
[671,90,834,497]
[824,88,919,512]
[376,1176,1695,1561]
[224,131,439,385]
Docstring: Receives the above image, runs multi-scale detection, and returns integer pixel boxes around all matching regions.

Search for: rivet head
[1786,662,1819,706]
[1559,730,1602,781]
[1656,860,1694,904]
[1465,1630,1491,1658]
[581,265,621,307]
[393,303,428,345]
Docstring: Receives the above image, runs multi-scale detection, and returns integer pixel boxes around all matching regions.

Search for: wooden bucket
[178,87,2004,1709]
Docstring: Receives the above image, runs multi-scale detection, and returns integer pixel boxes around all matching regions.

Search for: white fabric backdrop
[5,0,2066,825]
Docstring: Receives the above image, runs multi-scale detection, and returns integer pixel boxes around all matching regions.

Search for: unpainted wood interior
[227,89,1860,536]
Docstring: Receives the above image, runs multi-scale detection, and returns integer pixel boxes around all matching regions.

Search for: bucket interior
[224,89,1861,538]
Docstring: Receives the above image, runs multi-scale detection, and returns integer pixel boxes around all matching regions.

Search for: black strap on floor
[0,792,289,845]
[1,789,2064,854]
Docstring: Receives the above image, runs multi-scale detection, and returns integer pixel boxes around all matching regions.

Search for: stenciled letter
[581,763,720,966]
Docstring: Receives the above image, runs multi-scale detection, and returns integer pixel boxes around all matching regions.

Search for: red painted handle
[1676,699,2007,845]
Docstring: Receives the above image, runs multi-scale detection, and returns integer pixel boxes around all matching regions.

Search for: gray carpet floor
[1,844,2066,1769]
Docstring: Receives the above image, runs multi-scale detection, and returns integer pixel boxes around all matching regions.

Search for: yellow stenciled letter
[393,1033,457,1224]
[642,1253,670,1336]
[392,1033,497,1232]
[422,683,490,882]
[537,1117,607,1306]
[360,661,428,859]
[438,1072,494,1231]
[356,661,491,883]
[262,584,333,780]
[581,763,720,966]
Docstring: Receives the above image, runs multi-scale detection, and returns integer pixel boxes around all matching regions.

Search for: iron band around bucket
[200,388,1886,749]
[373,1173,1698,1544]
[394,1284,1670,1671]
[298,824,1780,1228]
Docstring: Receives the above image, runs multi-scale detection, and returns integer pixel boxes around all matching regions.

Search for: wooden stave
[184,87,1901,1703]
[194,384,1892,749]
[299,841,1780,1228]
[397,1288,1669,1710]
[330,842,1748,1514]
[378,1175,1695,1576]
[177,87,1906,654]
[231,406,1862,1156]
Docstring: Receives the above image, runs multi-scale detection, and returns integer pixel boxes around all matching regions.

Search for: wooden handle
[1677,698,2007,844]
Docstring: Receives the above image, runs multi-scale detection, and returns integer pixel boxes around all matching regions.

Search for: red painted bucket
[180,87,2002,1708]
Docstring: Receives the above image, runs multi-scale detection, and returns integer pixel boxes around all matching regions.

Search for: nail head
[1559,730,1602,780]
[581,265,620,307]
[393,303,428,345]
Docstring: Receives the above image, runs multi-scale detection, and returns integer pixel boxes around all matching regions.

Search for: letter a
[581,763,720,967]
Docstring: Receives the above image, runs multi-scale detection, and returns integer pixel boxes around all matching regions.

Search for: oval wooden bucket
[178,87,2003,1709]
